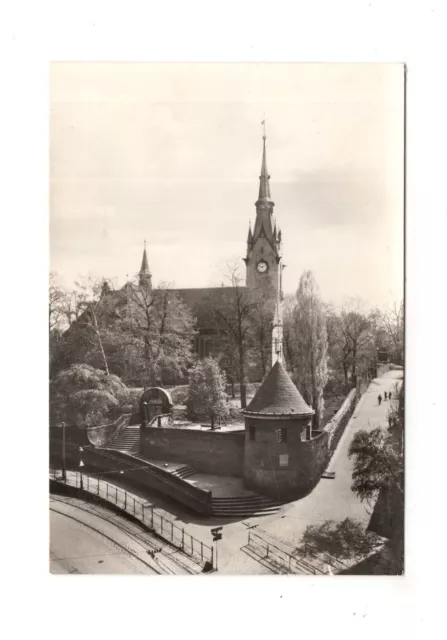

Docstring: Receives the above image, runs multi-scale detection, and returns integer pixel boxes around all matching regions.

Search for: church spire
[139,240,152,289]
[258,123,271,201]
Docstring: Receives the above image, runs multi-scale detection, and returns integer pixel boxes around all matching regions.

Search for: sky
[50,63,404,309]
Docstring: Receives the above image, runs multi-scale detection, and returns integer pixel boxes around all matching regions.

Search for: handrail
[50,469,214,568]
[50,438,212,510]
[88,448,212,510]
[248,531,326,575]
[88,413,131,446]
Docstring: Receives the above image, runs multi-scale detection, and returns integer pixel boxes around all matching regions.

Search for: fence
[246,531,325,575]
[50,469,214,569]
[246,531,349,575]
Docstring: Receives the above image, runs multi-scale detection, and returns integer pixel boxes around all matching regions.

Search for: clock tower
[244,130,284,365]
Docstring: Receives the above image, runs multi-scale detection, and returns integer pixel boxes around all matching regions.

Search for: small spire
[139,241,151,275]
[247,220,253,244]
[258,120,271,201]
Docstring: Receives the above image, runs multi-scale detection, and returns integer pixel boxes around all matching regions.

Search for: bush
[187,358,229,428]
[50,364,131,428]
[170,385,189,405]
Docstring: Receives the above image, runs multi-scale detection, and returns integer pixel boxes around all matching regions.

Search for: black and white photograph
[49,62,404,576]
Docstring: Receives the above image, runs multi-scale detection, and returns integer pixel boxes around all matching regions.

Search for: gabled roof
[245,361,314,417]
[174,286,248,328]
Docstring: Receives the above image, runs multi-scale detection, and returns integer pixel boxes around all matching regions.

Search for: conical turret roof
[245,361,314,417]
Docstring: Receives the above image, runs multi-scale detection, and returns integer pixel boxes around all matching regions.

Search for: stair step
[212,496,279,503]
[212,506,280,515]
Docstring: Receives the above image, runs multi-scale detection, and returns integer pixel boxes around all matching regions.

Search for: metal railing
[50,469,214,569]
[246,531,325,575]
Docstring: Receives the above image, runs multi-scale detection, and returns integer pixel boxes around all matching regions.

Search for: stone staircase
[211,494,281,519]
[171,465,197,480]
[104,425,140,454]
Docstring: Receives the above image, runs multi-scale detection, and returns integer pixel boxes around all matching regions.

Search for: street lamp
[61,422,66,482]
[79,446,84,491]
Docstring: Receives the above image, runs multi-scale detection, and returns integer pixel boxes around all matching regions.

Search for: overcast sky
[50,63,404,308]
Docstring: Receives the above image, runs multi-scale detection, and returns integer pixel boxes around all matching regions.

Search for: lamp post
[79,446,84,491]
[61,422,66,482]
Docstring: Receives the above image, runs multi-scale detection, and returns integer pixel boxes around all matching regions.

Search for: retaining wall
[82,447,212,515]
[141,426,245,477]
[324,388,357,459]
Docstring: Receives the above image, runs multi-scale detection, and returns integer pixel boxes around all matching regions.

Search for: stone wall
[324,389,357,459]
[243,415,321,501]
[298,430,329,492]
[376,363,391,378]
[140,426,245,477]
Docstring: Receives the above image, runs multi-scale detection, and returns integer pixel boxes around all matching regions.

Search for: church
[133,132,285,377]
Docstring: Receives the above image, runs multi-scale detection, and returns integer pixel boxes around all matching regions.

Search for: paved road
[50,497,165,574]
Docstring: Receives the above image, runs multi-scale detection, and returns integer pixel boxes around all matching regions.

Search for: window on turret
[276,428,287,443]
[249,425,255,441]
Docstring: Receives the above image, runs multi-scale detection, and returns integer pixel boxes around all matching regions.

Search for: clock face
[257,260,268,273]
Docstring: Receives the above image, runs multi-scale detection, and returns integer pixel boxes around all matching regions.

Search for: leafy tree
[50,276,122,377]
[298,517,381,562]
[186,358,229,429]
[50,364,131,428]
[287,271,328,428]
[121,281,197,387]
[296,381,404,572]
[348,424,404,507]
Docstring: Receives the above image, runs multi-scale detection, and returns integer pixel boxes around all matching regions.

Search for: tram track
[50,496,194,575]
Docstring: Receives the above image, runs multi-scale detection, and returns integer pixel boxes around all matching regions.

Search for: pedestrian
[384,391,388,400]
[378,394,382,406]
[389,391,392,401]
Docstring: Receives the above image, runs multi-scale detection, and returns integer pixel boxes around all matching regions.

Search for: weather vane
[261,118,266,140]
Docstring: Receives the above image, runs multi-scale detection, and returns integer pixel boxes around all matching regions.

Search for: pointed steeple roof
[247,221,253,244]
[139,240,151,275]
[245,361,314,417]
[258,134,271,201]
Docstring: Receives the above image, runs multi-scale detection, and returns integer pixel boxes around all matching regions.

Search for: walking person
[384,391,388,401]
[378,394,382,406]
[389,390,392,401]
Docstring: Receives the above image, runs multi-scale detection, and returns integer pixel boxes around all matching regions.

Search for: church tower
[138,241,152,289]
[244,128,284,365]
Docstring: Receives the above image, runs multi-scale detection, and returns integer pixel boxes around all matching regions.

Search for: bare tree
[335,299,373,385]
[205,266,258,408]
